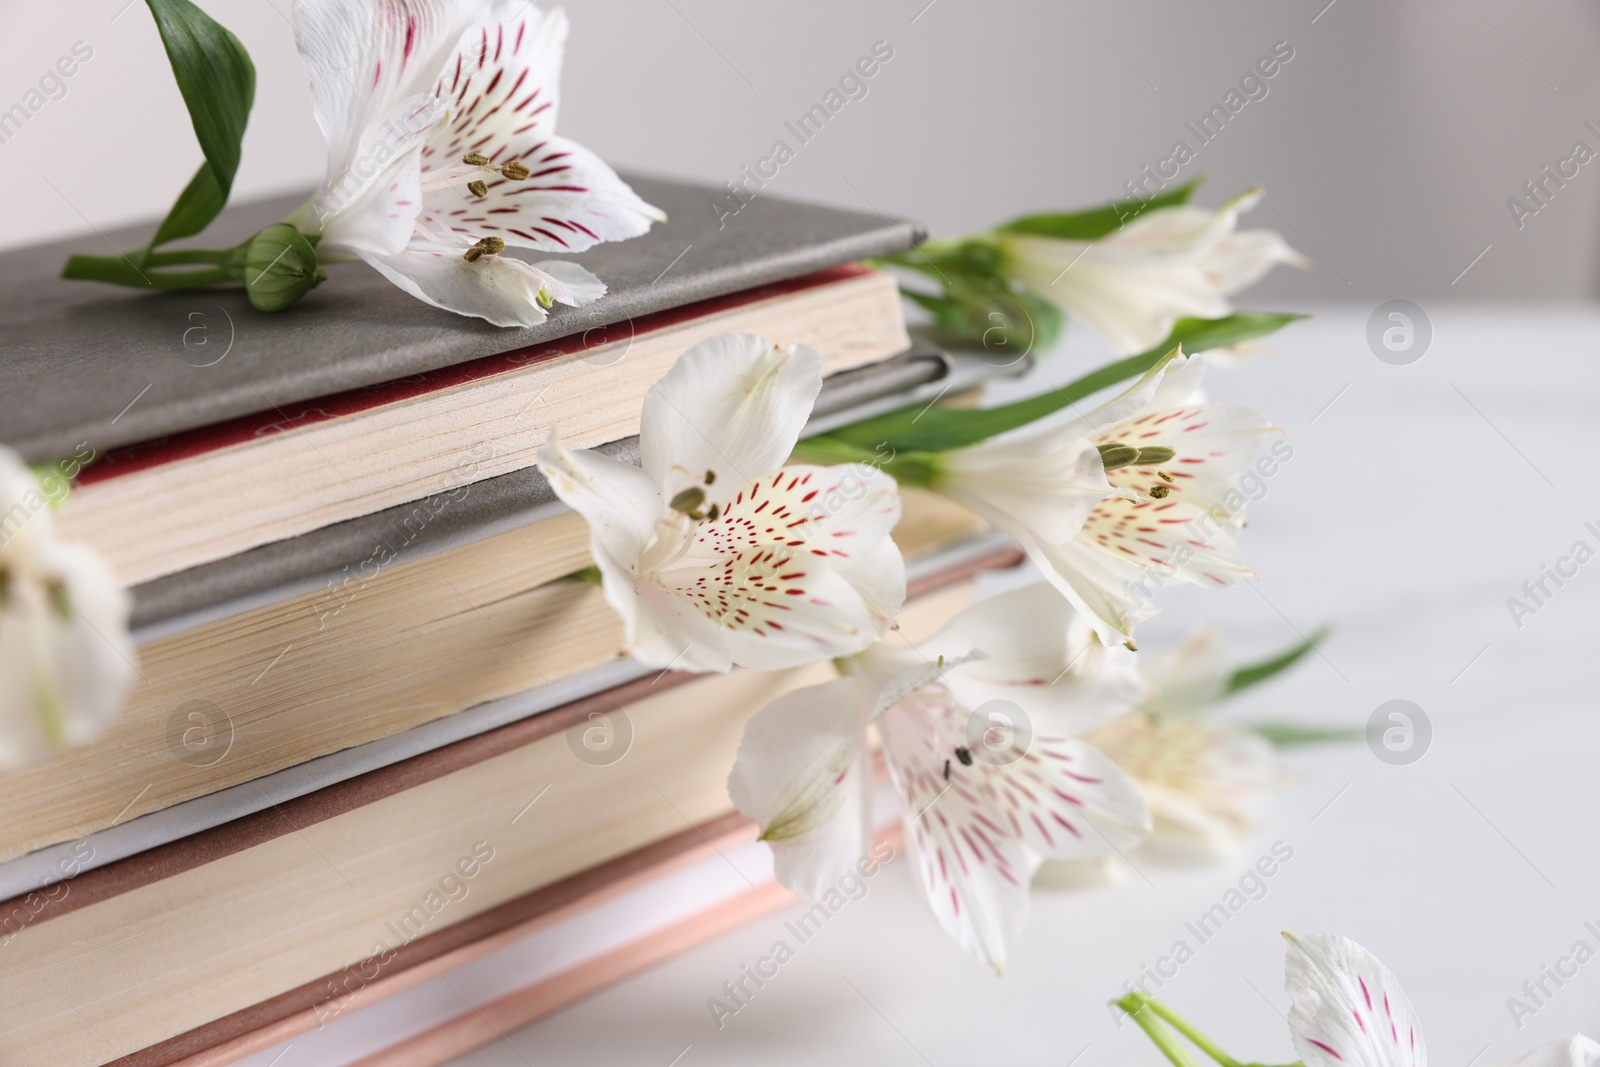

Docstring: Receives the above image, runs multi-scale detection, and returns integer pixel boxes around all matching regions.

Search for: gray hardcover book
[0,175,924,462]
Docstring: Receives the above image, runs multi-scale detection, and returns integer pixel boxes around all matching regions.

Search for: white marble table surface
[438,302,1600,1066]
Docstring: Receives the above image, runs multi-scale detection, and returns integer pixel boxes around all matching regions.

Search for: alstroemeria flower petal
[532,258,608,305]
[1204,225,1310,293]
[1097,400,1274,500]
[879,679,1148,972]
[727,677,872,899]
[307,94,440,257]
[1072,490,1251,591]
[638,333,823,504]
[999,192,1308,355]
[936,431,1112,546]
[1137,625,1232,716]
[438,135,667,252]
[1024,535,1160,639]
[417,5,664,251]
[428,0,565,151]
[1066,388,1272,606]
[292,0,486,185]
[539,431,731,672]
[664,464,904,671]
[920,582,1140,734]
[929,352,1186,552]
[365,248,605,327]
[0,450,135,768]
[537,432,657,567]
[1284,932,1426,1067]
[1088,712,1284,857]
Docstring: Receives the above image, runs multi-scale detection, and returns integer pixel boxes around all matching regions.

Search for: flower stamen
[1098,442,1177,471]
[462,235,508,262]
[670,486,707,516]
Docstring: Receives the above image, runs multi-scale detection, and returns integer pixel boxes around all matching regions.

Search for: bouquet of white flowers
[10,0,1355,983]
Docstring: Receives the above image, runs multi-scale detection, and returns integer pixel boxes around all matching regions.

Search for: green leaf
[1223,625,1330,696]
[147,162,230,253]
[881,240,1065,356]
[136,0,256,262]
[147,0,254,186]
[818,311,1303,453]
[995,178,1202,241]
[61,0,255,288]
[1247,722,1362,747]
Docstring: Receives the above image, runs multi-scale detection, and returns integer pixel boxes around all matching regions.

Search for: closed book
[0,349,1015,877]
[0,547,1019,1067]
[1,177,922,585]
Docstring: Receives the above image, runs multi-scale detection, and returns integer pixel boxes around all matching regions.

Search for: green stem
[1115,995,1201,1067]
[61,253,238,290]
[146,246,242,267]
[1138,996,1243,1067]
[1118,994,1301,1067]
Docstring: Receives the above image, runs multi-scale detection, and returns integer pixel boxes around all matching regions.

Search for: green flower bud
[242,224,326,312]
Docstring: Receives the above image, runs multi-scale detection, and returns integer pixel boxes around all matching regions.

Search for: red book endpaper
[78,264,873,488]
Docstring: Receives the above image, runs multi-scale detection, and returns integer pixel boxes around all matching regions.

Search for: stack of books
[0,175,1024,1066]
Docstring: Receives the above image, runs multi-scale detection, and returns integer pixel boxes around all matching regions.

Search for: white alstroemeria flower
[289,0,665,327]
[1284,933,1600,1067]
[1107,627,1285,855]
[0,448,134,768]
[1039,627,1280,866]
[998,191,1309,356]
[933,352,1275,639]
[539,333,904,674]
[728,583,1150,973]
[1086,710,1282,858]
[1133,624,1232,715]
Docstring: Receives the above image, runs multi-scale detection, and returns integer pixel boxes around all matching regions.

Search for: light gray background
[3,0,1600,299]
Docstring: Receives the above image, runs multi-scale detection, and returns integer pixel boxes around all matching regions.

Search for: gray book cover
[0,175,924,463]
